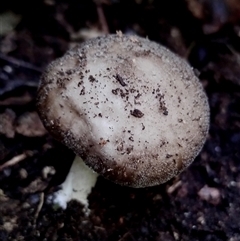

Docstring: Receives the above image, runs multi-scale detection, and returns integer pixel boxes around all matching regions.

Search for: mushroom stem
[53,155,98,211]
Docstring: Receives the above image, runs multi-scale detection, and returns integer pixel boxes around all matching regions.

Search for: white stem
[53,155,98,211]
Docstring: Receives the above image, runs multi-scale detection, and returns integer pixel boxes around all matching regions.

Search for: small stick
[0,53,42,73]
[95,0,109,34]
[34,192,45,224]
[0,153,27,171]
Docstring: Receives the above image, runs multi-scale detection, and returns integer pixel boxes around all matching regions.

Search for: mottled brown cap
[37,34,210,188]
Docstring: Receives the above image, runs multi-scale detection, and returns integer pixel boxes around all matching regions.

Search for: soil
[0,0,240,240]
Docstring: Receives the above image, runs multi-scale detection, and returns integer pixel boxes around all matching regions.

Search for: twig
[0,153,27,171]
[34,192,45,224]
[95,0,109,34]
[167,180,182,194]
[0,53,42,73]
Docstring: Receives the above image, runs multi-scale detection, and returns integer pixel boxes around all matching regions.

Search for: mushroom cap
[37,34,210,188]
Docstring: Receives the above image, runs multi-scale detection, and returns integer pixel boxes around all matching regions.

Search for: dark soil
[1,0,240,240]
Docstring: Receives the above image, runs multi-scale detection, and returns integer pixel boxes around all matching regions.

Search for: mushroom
[37,34,209,207]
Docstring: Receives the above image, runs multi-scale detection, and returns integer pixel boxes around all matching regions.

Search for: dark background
[0,0,240,240]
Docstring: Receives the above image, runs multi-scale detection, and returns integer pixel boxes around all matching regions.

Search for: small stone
[19,168,28,179]
[198,185,221,205]
[42,166,56,179]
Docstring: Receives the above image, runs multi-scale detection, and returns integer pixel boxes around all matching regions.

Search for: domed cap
[37,34,210,187]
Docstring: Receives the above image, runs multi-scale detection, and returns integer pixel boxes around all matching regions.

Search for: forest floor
[0,0,240,240]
